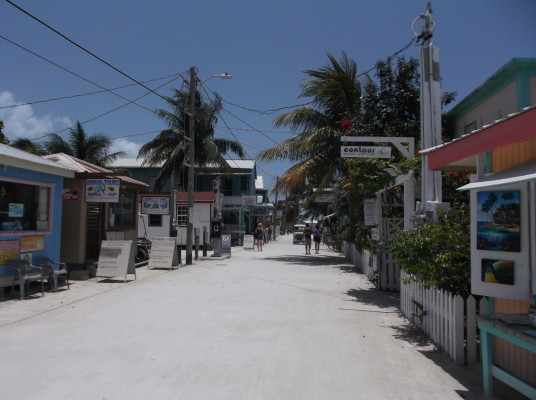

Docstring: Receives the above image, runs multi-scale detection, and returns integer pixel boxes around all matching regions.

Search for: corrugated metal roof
[0,144,75,177]
[44,153,148,187]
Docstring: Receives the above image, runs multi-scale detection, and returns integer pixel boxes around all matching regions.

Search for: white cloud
[110,138,141,158]
[0,91,72,140]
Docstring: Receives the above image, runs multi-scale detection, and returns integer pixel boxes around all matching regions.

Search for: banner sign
[63,189,79,202]
[221,234,232,255]
[364,198,378,226]
[341,146,391,159]
[86,179,120,203]
[96,240,136,281]
[141,196,170,215]
[20,236,45,252]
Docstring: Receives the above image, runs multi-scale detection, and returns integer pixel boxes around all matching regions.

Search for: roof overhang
[458,160,536,191]
[422,105,536,171]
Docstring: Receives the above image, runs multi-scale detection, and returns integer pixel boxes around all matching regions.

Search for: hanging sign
[86,179,120,203]
[242,195,256,206]
[341,146,392,159]
[141,196,170,215]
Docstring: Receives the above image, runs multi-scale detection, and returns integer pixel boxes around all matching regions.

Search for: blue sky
[1,1,535,193]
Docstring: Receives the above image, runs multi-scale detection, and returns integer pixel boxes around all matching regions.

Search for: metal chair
[9,259,45,300]
[36,256,70,292]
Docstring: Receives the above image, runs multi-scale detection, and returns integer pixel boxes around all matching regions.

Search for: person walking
[313,224,322,254]
[303,223,312,255]
[254,223,264,251]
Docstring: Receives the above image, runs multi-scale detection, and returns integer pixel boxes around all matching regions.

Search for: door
[86,203,102,260]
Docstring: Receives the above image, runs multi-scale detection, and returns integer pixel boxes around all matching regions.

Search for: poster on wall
[0,240,19,265]
[85,179,120,203]
[141,196,170,215]
[470,184,529,301]
[476,190,520,252]
[20,236,45,252]
[481,259,514,285]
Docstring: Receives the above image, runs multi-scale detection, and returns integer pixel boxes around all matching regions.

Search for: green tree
[138,88,244,191]
[259,52,361,196]
[45,122,125,167]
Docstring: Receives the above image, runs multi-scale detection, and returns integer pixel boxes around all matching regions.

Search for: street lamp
[185,67,232,265]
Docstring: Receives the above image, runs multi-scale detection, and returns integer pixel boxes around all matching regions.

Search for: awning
[458,160,536,191]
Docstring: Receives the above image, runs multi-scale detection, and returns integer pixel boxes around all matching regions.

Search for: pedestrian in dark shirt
[303,223,312,254]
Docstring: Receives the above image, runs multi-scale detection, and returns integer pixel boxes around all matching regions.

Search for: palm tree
[10,138,47,155]
[45,122,125,167]
[258,52,362,194]
[138,88,245,191]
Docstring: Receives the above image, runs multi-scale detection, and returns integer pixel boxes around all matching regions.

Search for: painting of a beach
[476,190,520,252]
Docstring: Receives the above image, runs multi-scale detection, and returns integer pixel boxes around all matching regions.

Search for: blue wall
[0,166,65,282]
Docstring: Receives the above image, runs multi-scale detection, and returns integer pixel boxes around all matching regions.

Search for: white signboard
[96,240,136,282]
[364,198,378,226]
[242,195,256,206]
[315,194,334,203]
[141,196,170,215]
[243,235,254,250]
[341,146,392,159]
[148,237,179,269]
[86,179,120,203]
[371,227,380,241]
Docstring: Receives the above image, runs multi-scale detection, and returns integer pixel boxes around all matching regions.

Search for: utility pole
[415,3,446,218]
[186,66,196,265]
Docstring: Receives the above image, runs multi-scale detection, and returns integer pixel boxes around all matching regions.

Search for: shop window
[177,204,187,226]
[240,176,250,192]
[223,177,233,196]
[148,214,162,227]
[0,178,51,233]
[108,190,135,228]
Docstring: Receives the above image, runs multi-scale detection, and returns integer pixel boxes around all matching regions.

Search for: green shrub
[388,203,471,297]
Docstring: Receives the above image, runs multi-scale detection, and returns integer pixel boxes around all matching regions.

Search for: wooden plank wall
[492,137,536,386]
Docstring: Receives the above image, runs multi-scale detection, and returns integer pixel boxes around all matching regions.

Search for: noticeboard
[148,237,179,270]
[96,240,136,282]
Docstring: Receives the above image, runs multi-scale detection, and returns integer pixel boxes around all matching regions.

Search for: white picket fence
[400,270,490,365]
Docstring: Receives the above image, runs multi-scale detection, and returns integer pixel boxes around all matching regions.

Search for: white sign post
[148,237,180,270]
[96,240,136,282]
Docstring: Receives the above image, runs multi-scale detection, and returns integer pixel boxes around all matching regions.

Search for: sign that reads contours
[86,179,120,203]
[341,146,391,159]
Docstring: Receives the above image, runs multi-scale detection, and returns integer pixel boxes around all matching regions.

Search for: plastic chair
[36,256,70,292]
[9,259,45,300]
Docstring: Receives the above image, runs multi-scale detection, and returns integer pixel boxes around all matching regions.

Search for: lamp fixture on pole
[185,67,232,265]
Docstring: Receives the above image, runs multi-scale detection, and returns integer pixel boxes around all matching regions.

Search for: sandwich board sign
[148,237,179,270]
[243,234,254,250]
[96,240,136,282]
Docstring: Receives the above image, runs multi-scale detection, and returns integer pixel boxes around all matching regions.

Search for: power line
[222,99,314,115]
[5,0,171,102]
[0,74,181,109]
[199,84,276,179]
[0,34,163,114]
[34,74,179,141]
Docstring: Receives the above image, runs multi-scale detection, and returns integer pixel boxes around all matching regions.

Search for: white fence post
[466,296,477,365]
